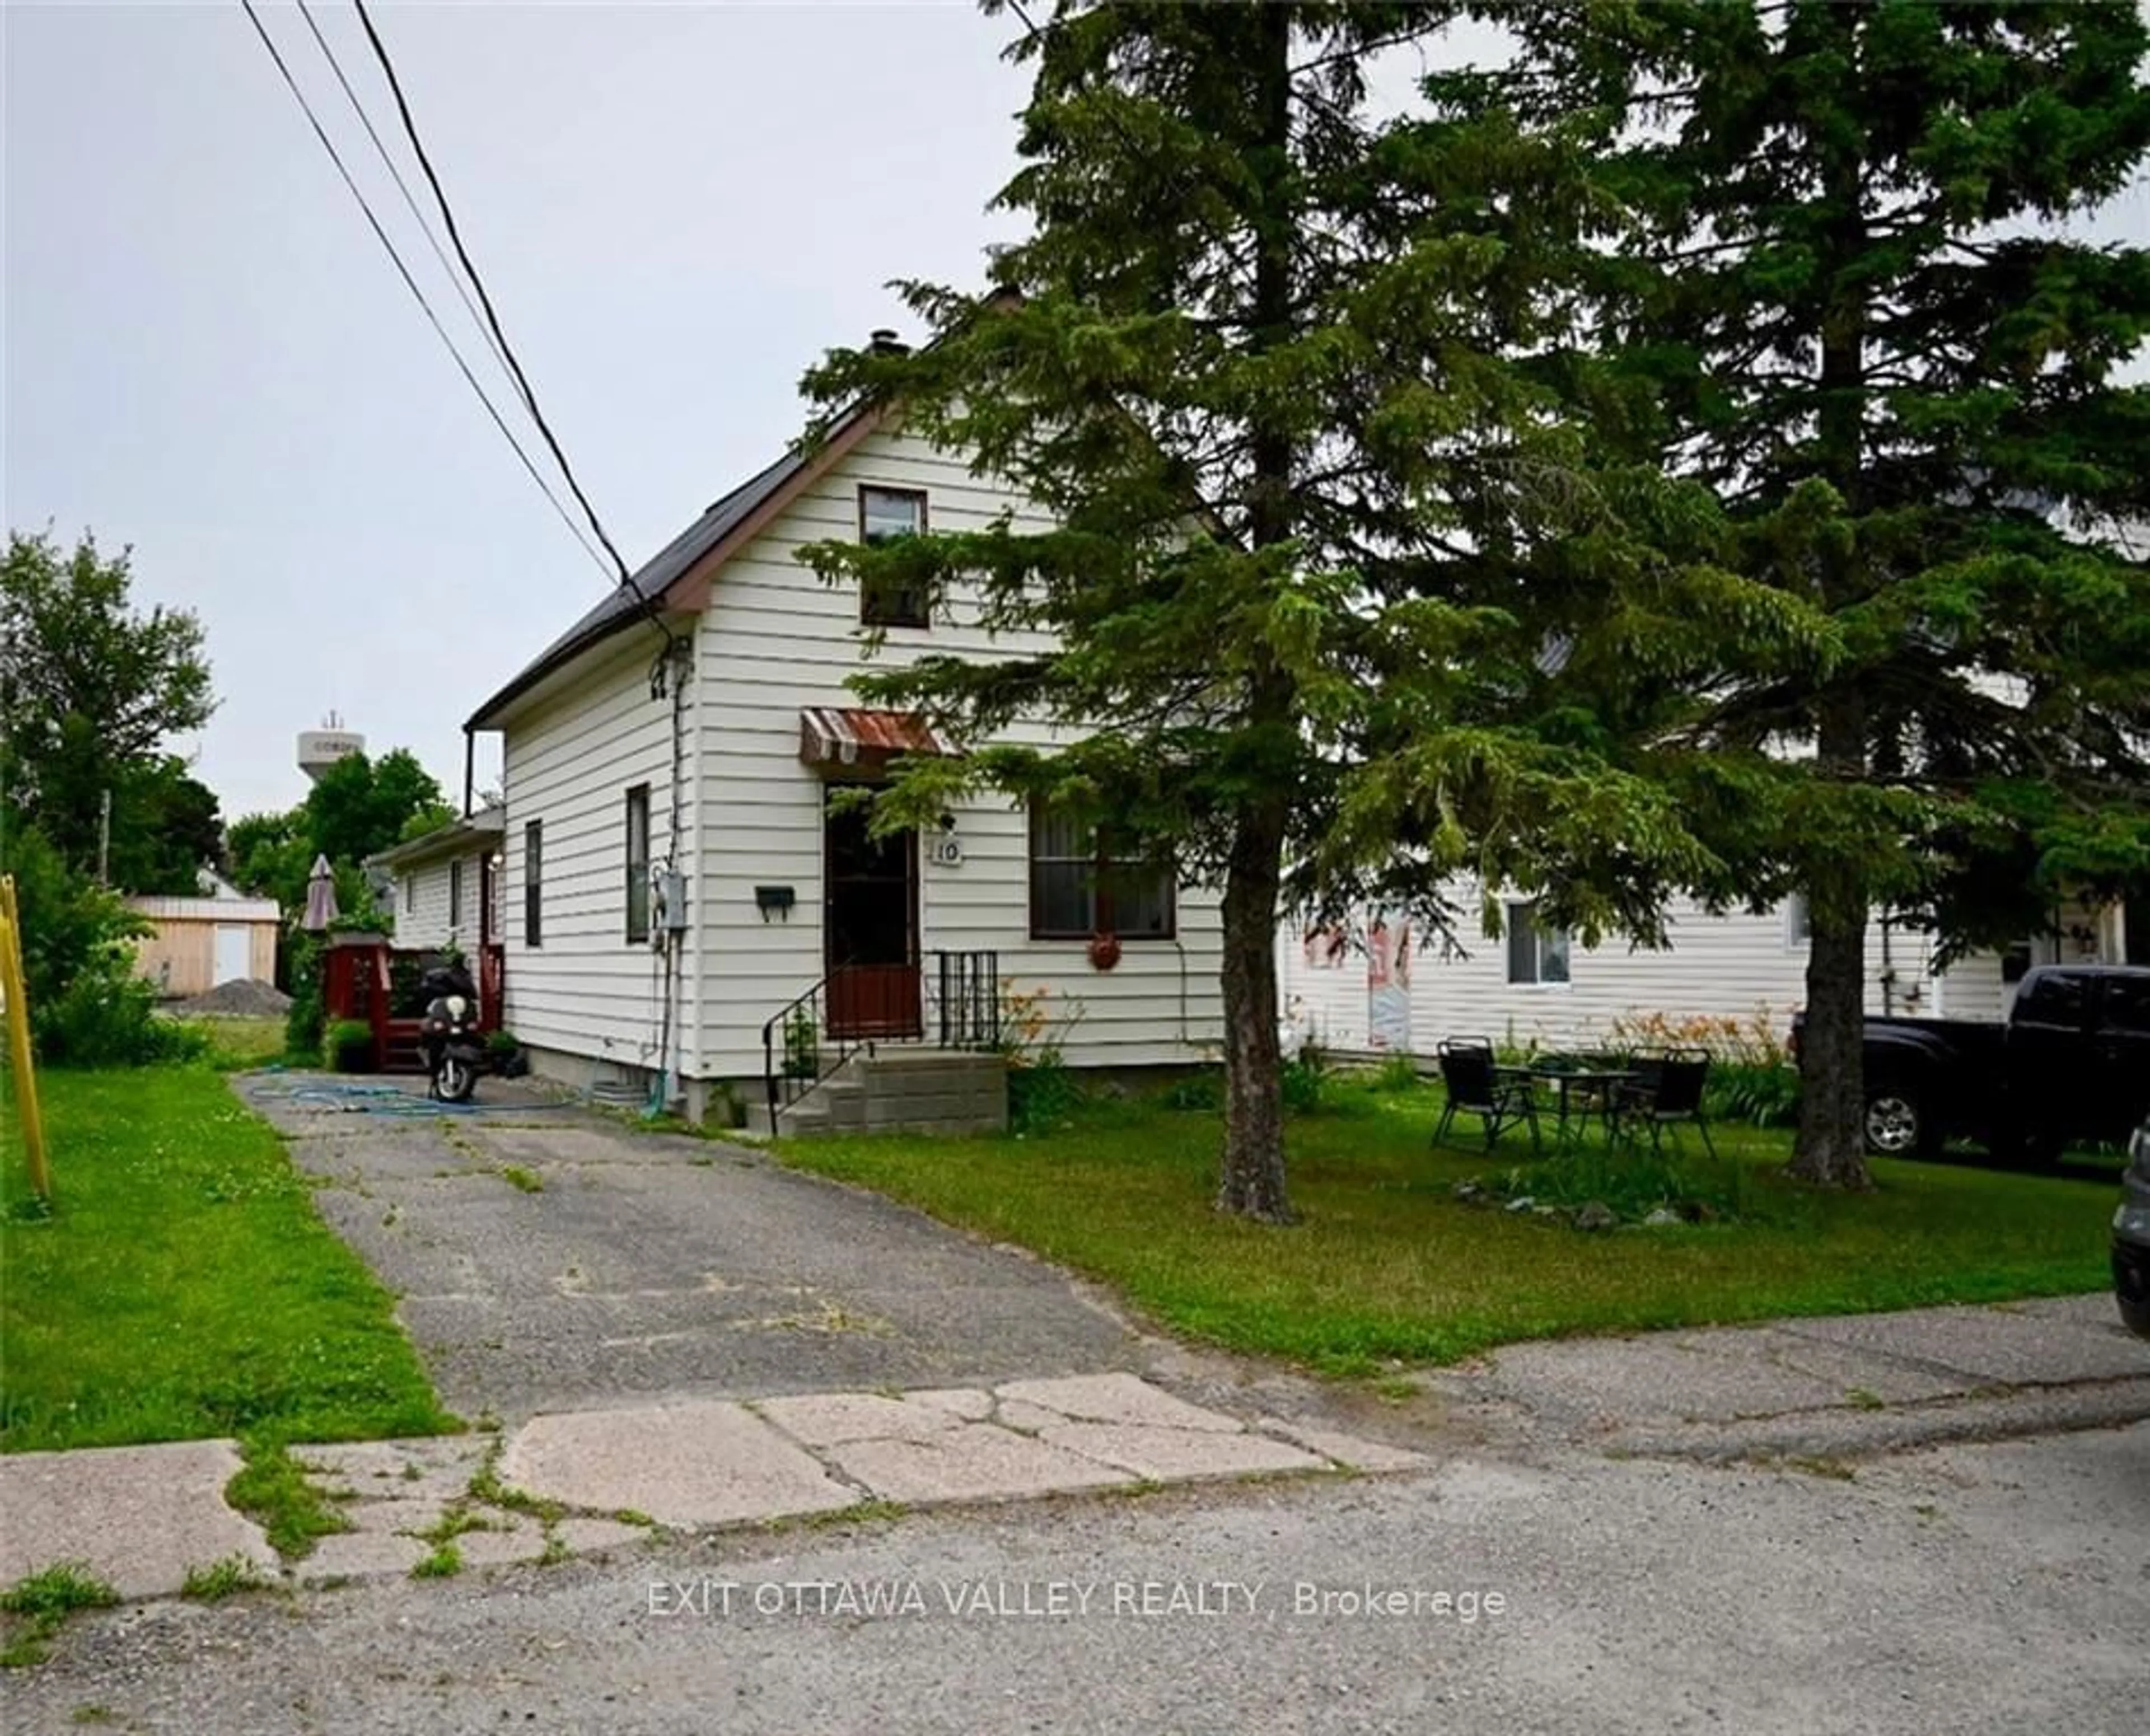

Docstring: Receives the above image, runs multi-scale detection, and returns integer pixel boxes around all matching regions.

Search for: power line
[236,0,613,575]
[290,0,521,397]
[349,0,635,589]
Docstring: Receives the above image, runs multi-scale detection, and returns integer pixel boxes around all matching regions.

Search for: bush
[284,981,325,1060]
[1595,1008,1802,1128]
[2,825,202,1066]
[281,932,326,1058]
[324,1018,373,1073]
[1007,1051,1085,1134]
[40,969,208,1068]
[1601,1007,1792,1070]
[1706,1063,1802,1129]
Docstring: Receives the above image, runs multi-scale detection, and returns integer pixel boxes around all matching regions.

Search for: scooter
[418,958,485,1103]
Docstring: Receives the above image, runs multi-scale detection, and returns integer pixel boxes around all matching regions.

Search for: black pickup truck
[1805,964,2150,1160]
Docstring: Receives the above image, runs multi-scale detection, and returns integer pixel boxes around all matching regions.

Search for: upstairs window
[449,859,464,930]
[858,485,930,628]
[1028,802,1175,940]
[1505,901,1571,985]
[625,785,651,944]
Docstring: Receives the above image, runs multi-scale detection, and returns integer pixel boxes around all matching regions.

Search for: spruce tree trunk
[1216,792,1292,1222]
[1212,1,1295,1224]
[1789,692,1873,1188]
[1792,895,1872,1187]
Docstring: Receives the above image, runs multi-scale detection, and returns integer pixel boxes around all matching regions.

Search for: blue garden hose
[244,1079,583,1116]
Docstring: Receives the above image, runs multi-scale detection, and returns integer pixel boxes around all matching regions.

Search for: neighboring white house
[1280,887,2136,1058]
[366,804,506,960]
[463,357,1224,1122]
[1279,512,2150,1055]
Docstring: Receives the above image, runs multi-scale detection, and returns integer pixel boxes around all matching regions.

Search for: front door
[824,790,920,1040]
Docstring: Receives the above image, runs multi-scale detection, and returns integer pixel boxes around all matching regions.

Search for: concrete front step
[750,1047,1010,1137]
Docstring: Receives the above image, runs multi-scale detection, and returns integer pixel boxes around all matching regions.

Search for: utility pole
[97,788,111,886]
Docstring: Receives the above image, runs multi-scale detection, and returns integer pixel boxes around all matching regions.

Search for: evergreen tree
[798,1,1829,1219]
[1509,0,2150,1184]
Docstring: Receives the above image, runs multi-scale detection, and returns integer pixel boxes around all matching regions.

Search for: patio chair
[1433,1040,1541,1154]
[1611,1048,1718,1159]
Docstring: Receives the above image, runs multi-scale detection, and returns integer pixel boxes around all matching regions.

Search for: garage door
[214,925,251,986]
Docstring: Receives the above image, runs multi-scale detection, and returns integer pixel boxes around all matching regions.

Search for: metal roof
[464,448,806,729]
[125,895,283,923]
[798,707,960,766]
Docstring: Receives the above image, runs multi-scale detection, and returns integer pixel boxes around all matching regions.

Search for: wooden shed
[125,885,283,999]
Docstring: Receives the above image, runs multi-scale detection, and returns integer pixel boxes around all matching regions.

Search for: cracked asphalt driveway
[240,1078,1146,1423]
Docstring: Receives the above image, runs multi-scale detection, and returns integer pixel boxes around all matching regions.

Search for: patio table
[1521,1063,1637,1147]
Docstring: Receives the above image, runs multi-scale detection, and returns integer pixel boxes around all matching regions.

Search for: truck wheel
[1864,1088,1927,1157]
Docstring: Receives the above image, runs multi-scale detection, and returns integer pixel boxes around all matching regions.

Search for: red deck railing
[321,936,506,1072]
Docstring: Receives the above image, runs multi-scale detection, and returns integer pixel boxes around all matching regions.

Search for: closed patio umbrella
[301,854,339,932]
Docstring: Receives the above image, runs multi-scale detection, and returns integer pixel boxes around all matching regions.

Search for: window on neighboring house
[858,485,930,628]
[1505,901,1571,985]
[1785,892,1812,948]
[449,859,464,930]
[625,785,651,944]
[1027,802,1175,940]
[404,873,415,914]
[524,821,543,948]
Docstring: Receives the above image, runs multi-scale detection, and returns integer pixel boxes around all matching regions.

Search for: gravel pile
[171,979,293,1017]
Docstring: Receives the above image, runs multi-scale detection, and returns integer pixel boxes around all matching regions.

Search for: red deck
[321,937,505,1073]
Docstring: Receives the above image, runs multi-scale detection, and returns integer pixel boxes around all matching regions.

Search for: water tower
[297,712,366,783]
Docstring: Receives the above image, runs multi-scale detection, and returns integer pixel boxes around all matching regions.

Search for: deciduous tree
[1,530,216,881]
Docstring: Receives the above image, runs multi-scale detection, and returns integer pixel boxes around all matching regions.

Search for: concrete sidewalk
[4,1298,2144,1607]
[1420,1291,2150,1462]
[0,1372,1425,1601]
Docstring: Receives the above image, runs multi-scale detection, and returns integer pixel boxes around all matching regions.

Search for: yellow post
[0,874,51,1202]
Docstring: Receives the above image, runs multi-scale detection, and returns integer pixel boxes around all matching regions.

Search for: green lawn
[778,1078,2117,1375]
[180,1014,291,1070]
[1,1064,452,1453]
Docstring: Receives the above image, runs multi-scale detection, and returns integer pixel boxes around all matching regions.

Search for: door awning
[798,707,960,770]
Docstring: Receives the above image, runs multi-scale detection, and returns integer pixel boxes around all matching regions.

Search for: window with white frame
[449,859,464,930]
[858,485,930,628]
[1505,901,1571,985]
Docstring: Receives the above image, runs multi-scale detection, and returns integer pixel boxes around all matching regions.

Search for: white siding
[390,851,493,957]
[688,425,1223,1079]
[1282,890,1952,1057]
[500,639,699,1076]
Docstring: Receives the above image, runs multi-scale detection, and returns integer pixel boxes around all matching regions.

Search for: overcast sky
[5,0,1031,820]
[5,4,2144,829]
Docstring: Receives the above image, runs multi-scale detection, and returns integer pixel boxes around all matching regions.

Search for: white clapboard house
[1279,881,2138,1061]
[462,336,1224,1131]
